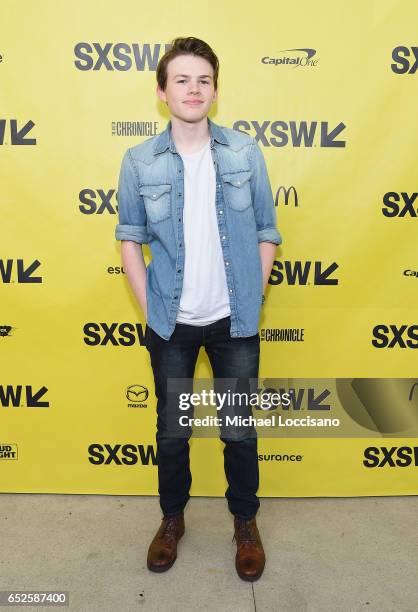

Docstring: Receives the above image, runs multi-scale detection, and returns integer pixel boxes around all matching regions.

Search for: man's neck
[170,116,211,154]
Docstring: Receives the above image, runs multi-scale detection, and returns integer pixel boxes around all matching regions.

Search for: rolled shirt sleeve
[249,138,282,245]
[115,148,149,244]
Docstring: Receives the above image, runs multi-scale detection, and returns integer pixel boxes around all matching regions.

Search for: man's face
[157,54,217,123]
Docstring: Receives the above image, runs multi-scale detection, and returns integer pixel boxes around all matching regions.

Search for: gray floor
[1,494,417,611]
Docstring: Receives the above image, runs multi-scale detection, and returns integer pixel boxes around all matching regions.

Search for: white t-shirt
[176,138,231,325]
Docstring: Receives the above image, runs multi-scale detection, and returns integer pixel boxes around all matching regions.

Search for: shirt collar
[153,116,229,155]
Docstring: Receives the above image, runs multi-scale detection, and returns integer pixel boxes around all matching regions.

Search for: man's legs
[203,316,261,520]
[146,323,201,517]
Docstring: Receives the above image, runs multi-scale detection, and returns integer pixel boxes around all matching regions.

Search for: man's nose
[188,82,201,94]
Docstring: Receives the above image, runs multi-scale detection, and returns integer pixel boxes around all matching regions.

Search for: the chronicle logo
[269,260,339,286]
[382,192,417,217]
[111,121,158,137]
[391,46,418,74]
[83,323,147,347]
[0,260,42,283]
[260,328,305,342]
[74,43,171,71]
[275,186,299,207]
[0,120,36,145]
[372,325,418,349]
[126,385,148,407]
[262,48,319,68]
[88,443,157,465]
[363,446,418,467]
[0,386,49,408]
[233,120,345,148]
[0,445,18,459]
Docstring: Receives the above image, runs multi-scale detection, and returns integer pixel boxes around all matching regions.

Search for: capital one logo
[269,260,339,286]
[391,46,418,74]
[74,43,171,71]
[233,120,346,148]
[0,120,36,145]
[275,185,299,207]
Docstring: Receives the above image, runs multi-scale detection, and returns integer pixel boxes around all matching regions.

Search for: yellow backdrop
[2,0,417,496]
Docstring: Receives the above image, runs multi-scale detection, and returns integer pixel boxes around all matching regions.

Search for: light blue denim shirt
[115,117,282,340]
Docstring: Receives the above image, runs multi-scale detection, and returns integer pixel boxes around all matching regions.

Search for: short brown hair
[156,37,219,91]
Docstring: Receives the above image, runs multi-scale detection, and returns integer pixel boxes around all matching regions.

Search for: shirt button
[179,243,182,247]
[152,194,157,198]
[174,296,178,299]
[219,210,223,214]
[178,193,182,197]
[178,169,182,173]
[177,269,181,273]
[225,261,229,266]
[229,289,233,293]
[236,181,241,185]
[222,235,226,240]
[178,218,181,222]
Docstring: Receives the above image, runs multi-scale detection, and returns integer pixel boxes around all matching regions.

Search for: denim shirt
[115,117,282,340]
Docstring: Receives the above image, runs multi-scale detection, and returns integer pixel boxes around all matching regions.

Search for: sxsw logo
[74,43,171,71]
[372,324,418,349]
[88,443,157,465]
[0,260,42,283]
[233,120,346,148]
[275,186,299,207]
[391,46,418,74]
[363,446,418,467]
[0,386,49,408]
[269,260,339,286]
[79,189,118,215]
[0,120,36,145]
[382,192,417,217]
[83,322,147,347]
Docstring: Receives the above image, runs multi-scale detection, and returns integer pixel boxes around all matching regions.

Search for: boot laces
[233,519,257,544]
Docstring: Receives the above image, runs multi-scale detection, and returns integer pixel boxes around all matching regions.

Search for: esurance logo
[74,43,171,71]
[270,260,339,286]
[262,48,319,68]
[363,446,418,467]
[233,120,346,148]
[382,192,417,217]
[391,46,418,74]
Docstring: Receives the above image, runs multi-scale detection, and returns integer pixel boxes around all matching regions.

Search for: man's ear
[156,84,166,103]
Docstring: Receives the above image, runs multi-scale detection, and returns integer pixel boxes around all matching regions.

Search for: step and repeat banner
[2,0,417,496]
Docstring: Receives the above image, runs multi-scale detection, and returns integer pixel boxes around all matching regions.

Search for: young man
[115,37,282,581]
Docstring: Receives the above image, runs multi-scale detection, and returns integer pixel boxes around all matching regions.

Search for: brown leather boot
[232,516,266,581]
[147,513,185,572]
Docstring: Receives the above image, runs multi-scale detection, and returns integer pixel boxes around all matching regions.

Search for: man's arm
[248,138,282,295]
[121,241,148,320]
[115,148,150,320]
[259,242,277,294]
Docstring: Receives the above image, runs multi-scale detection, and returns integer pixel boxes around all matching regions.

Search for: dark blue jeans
[145,315,260,520]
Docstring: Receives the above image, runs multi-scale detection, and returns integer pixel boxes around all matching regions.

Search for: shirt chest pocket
[221,170,252,212]
[139,184,172,223]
